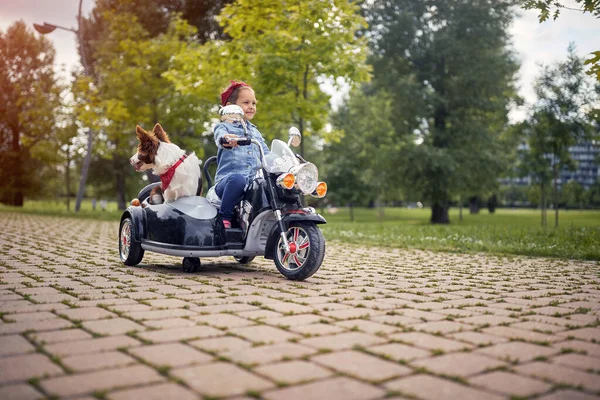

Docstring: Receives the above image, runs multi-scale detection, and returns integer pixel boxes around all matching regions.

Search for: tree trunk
[431,201,449,224]
[469,196,480,214]
[65,148,71,211]
[115,155,127,210]
[541,182,547,227]
[553,165,559,228]
[458,196,463,221]
[349,202,354,222]
[74,128,93,212]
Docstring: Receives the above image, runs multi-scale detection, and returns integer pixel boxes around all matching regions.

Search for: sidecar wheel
[119,218,144,266]
[234,256,255,265]
[182,257,201,273]
[273,222,325,281]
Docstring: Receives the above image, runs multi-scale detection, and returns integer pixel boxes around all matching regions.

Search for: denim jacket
[213,120,270,186]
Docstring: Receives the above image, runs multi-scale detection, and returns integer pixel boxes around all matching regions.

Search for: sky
[0,0,598,122]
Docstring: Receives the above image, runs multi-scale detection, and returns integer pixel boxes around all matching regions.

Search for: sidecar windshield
[264,139,299,173]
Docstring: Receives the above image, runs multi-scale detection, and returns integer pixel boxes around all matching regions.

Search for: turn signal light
[312,182,327,198]
[277,173,295,189]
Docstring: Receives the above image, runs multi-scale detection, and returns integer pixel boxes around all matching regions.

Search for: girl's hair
[221,80,253,106]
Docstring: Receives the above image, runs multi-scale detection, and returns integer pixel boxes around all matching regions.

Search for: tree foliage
[0,21,62,206]
[165,0,371,147]
[365,0,520,223]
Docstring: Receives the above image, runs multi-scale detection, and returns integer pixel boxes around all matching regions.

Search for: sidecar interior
[136,173,203,203]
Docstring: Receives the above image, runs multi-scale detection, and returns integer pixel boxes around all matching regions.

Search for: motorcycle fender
[120,206,146,243]
[264,213,327,260]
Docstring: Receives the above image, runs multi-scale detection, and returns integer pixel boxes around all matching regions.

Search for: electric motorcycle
[118,105,328,280]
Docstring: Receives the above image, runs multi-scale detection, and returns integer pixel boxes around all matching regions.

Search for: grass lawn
[2,200,599,261]
[319,207,600,261]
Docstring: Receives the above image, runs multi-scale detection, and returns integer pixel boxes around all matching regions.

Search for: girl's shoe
[223,220,232,229]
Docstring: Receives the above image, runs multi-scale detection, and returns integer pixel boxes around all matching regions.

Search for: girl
[213,81,270,229]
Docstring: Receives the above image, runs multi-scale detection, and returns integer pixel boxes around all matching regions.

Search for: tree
[526,44,598,226]
[365,0,519,223]
[73,13,206,209]
[325,87,401,220]
[0,21,61,206]
[166,0,370,151]
[521,0,600,80]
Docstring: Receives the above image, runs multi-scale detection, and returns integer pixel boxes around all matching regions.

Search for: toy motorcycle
[118,105,328,280]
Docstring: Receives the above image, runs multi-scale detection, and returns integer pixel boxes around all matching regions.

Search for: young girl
[213,81,270,229]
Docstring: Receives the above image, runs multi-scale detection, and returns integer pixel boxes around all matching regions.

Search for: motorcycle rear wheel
[274,222,325,281]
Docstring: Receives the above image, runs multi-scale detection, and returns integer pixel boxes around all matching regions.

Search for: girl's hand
[222,134,239,148]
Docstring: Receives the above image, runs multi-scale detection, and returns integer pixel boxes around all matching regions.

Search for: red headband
[220,80,251,106]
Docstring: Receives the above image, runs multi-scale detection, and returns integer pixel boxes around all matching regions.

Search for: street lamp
[34,0,93,213]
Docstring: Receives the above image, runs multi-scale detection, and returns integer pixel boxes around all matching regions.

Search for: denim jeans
[215,173,246,221]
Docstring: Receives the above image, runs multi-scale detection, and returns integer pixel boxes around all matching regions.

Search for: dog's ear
[136,125,148,140]
[153,123,171,143]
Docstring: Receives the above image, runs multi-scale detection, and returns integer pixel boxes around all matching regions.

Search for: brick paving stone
[370,314,422,326]
[40,364,164,397]
[189,336,253,353]
[510,321,568,334]
[146,298,190,308]
[449,331,509,346]
[514,361,600,392]
[334,319,398,334]
[0,318,72,335]
[126,308,196,320]
[469,371,552,397]
[557,327,600,341]
[236,309,283,319]
[412,352,506,377]
[0,353,64,384]
[390,332,470,352]
[44,335,140,356]
[0,334,35,356]
[10,311,58,322]
[136,325,222,343]
[192,313,256,329]
[128,342,212,367]
[288,323,347,336]
[82,318,146,335]
[59,307,117,321]
[299,331,387,350]
[367,343,431,361]
[253,360,333,384]
[536,390,600,400]
[263,314,329,327]
[320,307,383,320]
[475,341,559,363]
[142,317,198,329]
[262,376,386,400]
[108,382,199,400]
[551,353,600,371]
[230,325,301,343]
[411,320,473,334]
[224,342,317,365]
[553,340,600,358]
[482,326,562,343]
[171,362,274,397]
[385,374,505,400]
[62,351,138,372]
[458,314,519,326]
[312,350,412,382]
[0,383,44,400]
[28,328,93,344]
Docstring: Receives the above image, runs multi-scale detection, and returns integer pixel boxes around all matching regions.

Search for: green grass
[2,200,599,260]
[319,207,600,261]
[0,199,122,221]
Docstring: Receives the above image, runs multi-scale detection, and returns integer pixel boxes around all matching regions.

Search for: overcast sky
[0,0,598,122]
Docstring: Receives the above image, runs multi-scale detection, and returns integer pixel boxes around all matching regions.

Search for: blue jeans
[215,174,246,221]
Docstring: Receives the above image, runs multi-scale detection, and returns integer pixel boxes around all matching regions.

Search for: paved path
[0,212,599,400]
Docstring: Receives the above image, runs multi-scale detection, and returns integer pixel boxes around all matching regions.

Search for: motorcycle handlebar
[220,136,252,147]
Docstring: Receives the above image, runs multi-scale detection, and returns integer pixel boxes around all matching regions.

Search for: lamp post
[34,0,93,213]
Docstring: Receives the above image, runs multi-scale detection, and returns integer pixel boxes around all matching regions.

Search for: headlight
[290,163,318,194]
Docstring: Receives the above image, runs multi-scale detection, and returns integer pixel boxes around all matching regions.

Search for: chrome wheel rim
[276,226,310,271]
[120,221,131,260]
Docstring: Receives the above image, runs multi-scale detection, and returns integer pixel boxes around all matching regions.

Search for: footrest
[226,228,244,244]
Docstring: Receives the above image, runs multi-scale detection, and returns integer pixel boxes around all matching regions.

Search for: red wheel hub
[288,242,297,254]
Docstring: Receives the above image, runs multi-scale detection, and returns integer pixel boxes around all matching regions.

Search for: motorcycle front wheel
[274,222,325,281]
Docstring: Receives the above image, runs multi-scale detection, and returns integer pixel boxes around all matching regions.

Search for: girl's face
[232,88,257,121]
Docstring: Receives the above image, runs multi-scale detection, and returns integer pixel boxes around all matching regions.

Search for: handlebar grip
[237,138,252,146]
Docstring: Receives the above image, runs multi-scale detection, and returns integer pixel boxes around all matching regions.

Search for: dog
[129,123,200,204]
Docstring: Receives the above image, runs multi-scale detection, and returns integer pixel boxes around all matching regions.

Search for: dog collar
[160,154,188,191]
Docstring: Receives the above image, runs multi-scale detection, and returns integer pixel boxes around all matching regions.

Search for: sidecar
[118,177,277,273]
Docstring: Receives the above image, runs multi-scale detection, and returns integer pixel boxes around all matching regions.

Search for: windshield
[264,139,300,173]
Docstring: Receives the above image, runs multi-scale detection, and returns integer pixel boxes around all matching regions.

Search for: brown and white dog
[129,123,200,204]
